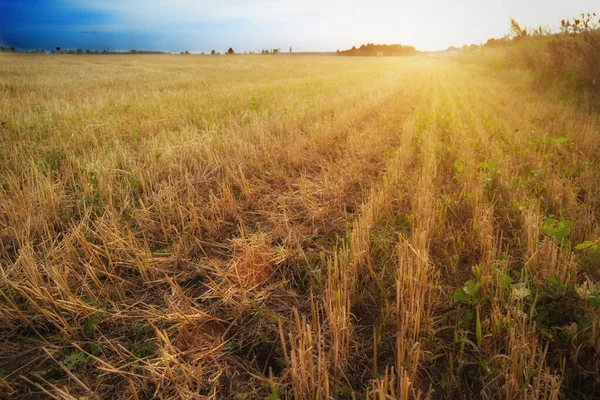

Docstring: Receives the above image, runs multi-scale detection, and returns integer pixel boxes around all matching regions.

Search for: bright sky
[1,0,598,52]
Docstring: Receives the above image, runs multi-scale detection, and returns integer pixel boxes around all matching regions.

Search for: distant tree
[273,48,278,54]
[227,47,234,55]
[56,47,61,53]
[9,47,15,52]
[338,43,417,57]
[211,50,216,55]
[290,46,292,53]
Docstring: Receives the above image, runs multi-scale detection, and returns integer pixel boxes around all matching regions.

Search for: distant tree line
[1,46,44,53]
[0,46,170,55]
[445,44,480,53]
[259,48,281,54]
[337,43,417,56]
[1,45,293,56]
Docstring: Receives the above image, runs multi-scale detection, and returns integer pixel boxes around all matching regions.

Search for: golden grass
[1,53,599,399]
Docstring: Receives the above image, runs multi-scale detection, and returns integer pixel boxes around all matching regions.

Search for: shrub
[546,30,600,93]
[465,14,600,106]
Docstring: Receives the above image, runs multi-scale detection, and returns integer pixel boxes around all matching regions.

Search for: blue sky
[1,0,599,52]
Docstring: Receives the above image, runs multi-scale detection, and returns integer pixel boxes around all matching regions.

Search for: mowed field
[1,54,600,399]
